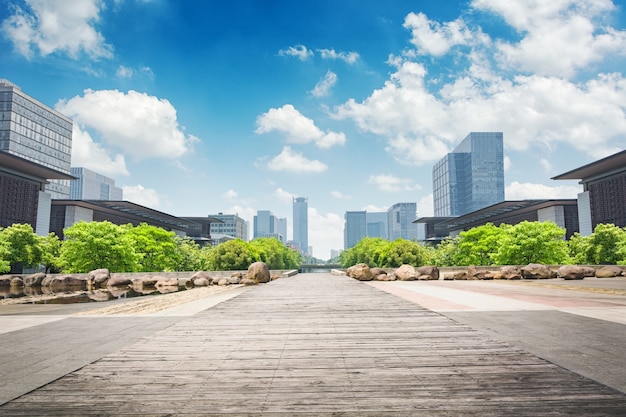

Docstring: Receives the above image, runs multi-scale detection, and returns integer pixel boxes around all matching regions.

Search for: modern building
[387,202,418,241]
[553,150,626,235]
[180,216,224,246]
[209,213,248,241]
[433,132,504,216]
[344,210,366,249]
[253,210,279,240]
[293,197,308,254]
[413,216,456,246]
[70,167,123,200]
[277,217,287,244]
[0,79,74,234]
[366,212,388,239]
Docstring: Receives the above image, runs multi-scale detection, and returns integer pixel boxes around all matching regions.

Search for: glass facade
[209,213,248,241]
[293,197,308,254]
[344,211,366,249]
[387,202,418,241]
[433,132,504,216]
[69,167,123,200]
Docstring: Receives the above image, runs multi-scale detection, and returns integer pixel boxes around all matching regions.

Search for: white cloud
[505,181,581,200]
[56,89,198,160]
[223,189,238,201]
[417,193,434,217]
[255,104,345,149]
[122,184,161,208]
[317,48,360,64]
[540,158,552,173]
[363,204,388,212]
[278,44,313,61]
[331,190,352,199]
[504,155,512,171]
[70,125,129,176]
[116,65,154,79]
[274,187,295,204]
[403,12,478,56]
[368,174,421,192]
[1,0,113,59]
[307,208,344,260]
[311,71,338,98]
[267,146,327,173]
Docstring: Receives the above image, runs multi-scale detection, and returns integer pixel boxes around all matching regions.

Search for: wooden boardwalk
[2,274,626,416]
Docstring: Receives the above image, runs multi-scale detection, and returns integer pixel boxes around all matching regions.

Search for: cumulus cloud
[274,187,296,204]
[267,146,327,173]
[116,65,153,79]
[56,89,198,160]
[70,125,129,176]
[307,207,344,259]
[255,104,345,149]
[278,44,313,60]
[403,12,478,56]
[223,189,238,201]
[368,174,422,192]
[1,0,113,59]
[317,48,360,64]
[417,193,434,217]
[505,181,581,199]
[122,184,162,208]
[330,191,352,199]
[311,71,338,97]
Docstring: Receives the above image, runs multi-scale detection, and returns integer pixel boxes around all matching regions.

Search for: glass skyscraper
[433,132,504,217]
[344,210,366,249]
[387,202,418,241]
[292,197,308,255]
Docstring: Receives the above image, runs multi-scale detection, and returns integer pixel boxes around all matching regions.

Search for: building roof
[552,149,626,181]
[437,199,578,231]
[180,216,224,224]
[52,200,198,231]
[0,151,75,180]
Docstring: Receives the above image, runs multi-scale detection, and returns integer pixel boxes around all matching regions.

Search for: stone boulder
[191,271,214,286]
[45,275,87,291]
[229,275,242,285]
[346,263,373,281]
[88,268,110,287]
[416,266,439,280]
[193,277,210,287]
[240,278,258,286]
[23,272,46,287]
[217,277,230,286]
[467,266,494,280]
[521,264,552,279]
[10,277,24,289]
[395,264,417,281]
[0,277,12,287]
[581,266,596,277]
[370,267,386,277]
[108,275,133,287]
[500,266,522,280]
[443,271,468,280]
[155,277,179,288]
[595,266,624,278]
[247,262,270,284]
[557,265,586,280]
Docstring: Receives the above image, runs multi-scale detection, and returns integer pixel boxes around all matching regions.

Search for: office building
[553,149,626,234]
[253,210,278,239]
[277,217,287,244]
[180,216,224,246]
[293,197,308,254]
[0,79,74,234]
[387,202,418,241]
[433,132,504,216]
[209,213,248,241]
[344,210,366,249]
[70,167,123,200]
[366,212,388,239]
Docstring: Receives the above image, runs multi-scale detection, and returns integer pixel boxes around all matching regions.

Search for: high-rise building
[0,79,73,235]
[293,197,308,254]
[253,210,277,239]
[344,210,366,249]
[366,211,388,239]
[387,202,418,241]
[70,167,123,200]
[209,212,248,241]
[433,132,504,217]
[277,217,287,244]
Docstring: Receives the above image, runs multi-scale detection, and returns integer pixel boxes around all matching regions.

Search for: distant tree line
[340,221,626,268]
[0,221,302,274]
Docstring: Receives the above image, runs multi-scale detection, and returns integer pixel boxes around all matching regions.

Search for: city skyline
[1,1,625,258]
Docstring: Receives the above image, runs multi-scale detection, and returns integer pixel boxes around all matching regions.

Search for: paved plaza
[1,274,625,415]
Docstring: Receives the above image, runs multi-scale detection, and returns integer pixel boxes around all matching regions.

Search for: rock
[0,277,12,287]
[500,266,522,280]
[108,275,133,287]
[492,270,504,279]
[446,271,468,280]
[10,277,24,289]
[191,271,214,286]
[88,268,110,287]
[229,275,241,284]
[375,273,395,281]
[370,267,387,277]
[521,264,552,279]
[581,266,596,277]
[155,277,179,287]
[240,278,258,286]
[395,264,417,281]
[247,262,270,283]
[193,277,210,287]
[217,278,230,286]
[557,265,586,280]
[23,272,46,287]
[595,266,624,278]
[416,266,439,280]
[46,275,87,291]
[346,263,373,281]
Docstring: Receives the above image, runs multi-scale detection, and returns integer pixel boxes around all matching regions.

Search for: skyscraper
[366,211,388,239]
[277,217,287,244]
[293,197,308,254]
[433,132,504,217]
[344,210,366,249]
[387,202,418,241]
[70,167,123,200]
[253,210,277,239]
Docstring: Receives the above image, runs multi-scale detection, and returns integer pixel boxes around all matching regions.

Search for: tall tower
[433,132,504,216]
[344,210,366,249]
[292,197,308,255]
[387,203,418,241]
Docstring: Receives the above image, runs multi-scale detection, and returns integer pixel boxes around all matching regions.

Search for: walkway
[1,274,626,415]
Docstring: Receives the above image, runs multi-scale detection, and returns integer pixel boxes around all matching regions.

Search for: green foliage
[430,236,460,267]
[379,239,427,268]
[126,223,180,272]
[249,238,301,270]
[454,223,507,266]
[173,236,207,271]
[568,232,590,264]
[59,221,140,273]
[208,239,258,270]
[39,233,61,273]
[0,230,10,273]
[340,237,389,267]
[0,223,42,269]
[584,224,626,265]
[494,221,569,265]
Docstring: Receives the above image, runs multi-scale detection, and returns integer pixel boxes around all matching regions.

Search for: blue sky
[2,0,626,259]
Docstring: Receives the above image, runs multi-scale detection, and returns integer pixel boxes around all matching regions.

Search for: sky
[1,0,626,260]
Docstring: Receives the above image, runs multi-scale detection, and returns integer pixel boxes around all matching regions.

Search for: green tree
[494,221,569,265]
[0,230,10,273]
[431,236,460,267]
[454,223,506,266]
[0,223,42,271]
[39,233,62,273]
[209,239,257,270]
[340,237,388,267]
[379,239,426,267]
[568,232,591,264]
[127,223,180,272]
[173,236,206,271]
[59,221,140,273]
[584,224,626,265]
[249,238,302,270]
